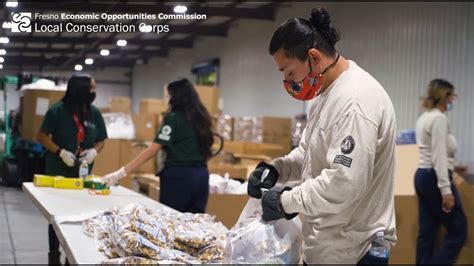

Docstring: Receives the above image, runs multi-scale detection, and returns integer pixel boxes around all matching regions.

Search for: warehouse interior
[0,1,473,265]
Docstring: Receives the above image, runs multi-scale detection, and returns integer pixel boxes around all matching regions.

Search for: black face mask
[88,92,96,104]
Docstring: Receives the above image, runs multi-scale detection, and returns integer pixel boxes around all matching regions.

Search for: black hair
[62,74,93,123]
[166,78,214,159]
[269,8,340,61]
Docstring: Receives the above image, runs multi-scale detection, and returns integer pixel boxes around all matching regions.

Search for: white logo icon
[11,12,32,33]
[162,125,172,135]
[139,23,152,33]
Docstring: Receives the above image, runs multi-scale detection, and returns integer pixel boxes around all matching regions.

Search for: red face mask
[283,54,340,101]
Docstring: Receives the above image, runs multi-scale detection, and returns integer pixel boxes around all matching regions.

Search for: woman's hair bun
[309,7,331,31]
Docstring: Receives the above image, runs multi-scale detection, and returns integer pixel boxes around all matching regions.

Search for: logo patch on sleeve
[341,135,355,154]
[158,125,172,141]
[333,155,352,168]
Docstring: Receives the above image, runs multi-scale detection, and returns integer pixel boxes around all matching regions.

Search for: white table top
[22,182,175,264]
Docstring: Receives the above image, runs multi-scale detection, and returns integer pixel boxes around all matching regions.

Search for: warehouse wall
[0,67,131,111]
[133,2,474,163]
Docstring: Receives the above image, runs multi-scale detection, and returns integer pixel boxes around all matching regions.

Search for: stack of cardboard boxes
[94,97,168,187]
[21,89,66,141]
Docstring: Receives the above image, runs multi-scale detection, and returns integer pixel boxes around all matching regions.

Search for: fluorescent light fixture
[6,1,18,8]
[0,37,9,44]
[100,49,110,56]
[116,39,127,47]
[174,5,187,13]
[74,64,83,71]
[0,64,3,69]
[2,22,12,29]
[85,58,94,65]
[0,49,6,55]
[0,57,3,63]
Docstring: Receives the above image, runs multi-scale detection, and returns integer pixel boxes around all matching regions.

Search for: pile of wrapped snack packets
[83,204,228,264]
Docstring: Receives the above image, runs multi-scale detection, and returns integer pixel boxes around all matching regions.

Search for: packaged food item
[83,178,108,190]
[224,198,303,264]
[100,256,160,264]
[82,204,227,263]
[53,177,83,189]
[33,174,55,187]
[197,243,225,263]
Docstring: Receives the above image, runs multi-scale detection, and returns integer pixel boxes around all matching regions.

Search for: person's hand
[442,194,455,213]
[261,187,298,221]
[247,162,279,199]
[454,165,469,177]
[80,148,97,165]
[103,167,127,186]
[59,149,76,167]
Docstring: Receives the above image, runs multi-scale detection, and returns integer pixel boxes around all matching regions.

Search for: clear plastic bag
[103,113,135,140]
[82,204,228,263]
[224,198,303,264]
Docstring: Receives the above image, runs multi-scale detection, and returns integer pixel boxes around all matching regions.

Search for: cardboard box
[390,179,474,264]
[109,97,131,114]
[133,114,158,141]
[21,89,65,141]
[208,163,249,181]
[216,115,233,141]
[390,144,474,264]
[139,98,168,115]
[394,145,418,195]
[100,107,111,113]
[195,86,220,115]
[390,195,419,264]
[261,116,292,152]
[206,193,249,229]
[147,182,249,229]
[164,85,219,115]
[130,141,156,174]
[136,174,159,194]
[148,182,161,202]
[219,140,287,159]
[220,140,247,154]
[93,139,121,176]
[233,116,292,154]
[92,139,133,188]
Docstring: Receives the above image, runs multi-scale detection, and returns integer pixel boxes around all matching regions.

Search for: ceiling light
[100,49,110,56]
[0,49,6,55]
[0,37,9,44]
[2,22,12,29]
[116,39,127,47]
[85,58,94,65]
[74,64,83,71]
[174,5,187,13]
[0,64,3,69]
[0,57,3,63]
[6,1,18,8]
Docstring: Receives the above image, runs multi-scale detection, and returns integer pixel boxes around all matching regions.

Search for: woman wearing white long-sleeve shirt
[415,79,468,265]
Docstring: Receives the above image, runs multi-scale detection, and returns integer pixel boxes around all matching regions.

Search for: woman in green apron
[37,74,108,265]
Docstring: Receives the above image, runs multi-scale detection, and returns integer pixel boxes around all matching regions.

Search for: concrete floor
[0,186,65,264]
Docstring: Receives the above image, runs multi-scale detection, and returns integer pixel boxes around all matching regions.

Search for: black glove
[247,162,279,199]
[261,187,299,222]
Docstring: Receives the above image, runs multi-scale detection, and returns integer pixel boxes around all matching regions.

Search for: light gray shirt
[272,61,397,264]
[415,109,457,195]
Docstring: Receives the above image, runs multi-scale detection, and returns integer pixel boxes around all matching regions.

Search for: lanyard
[72,113,85,154]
